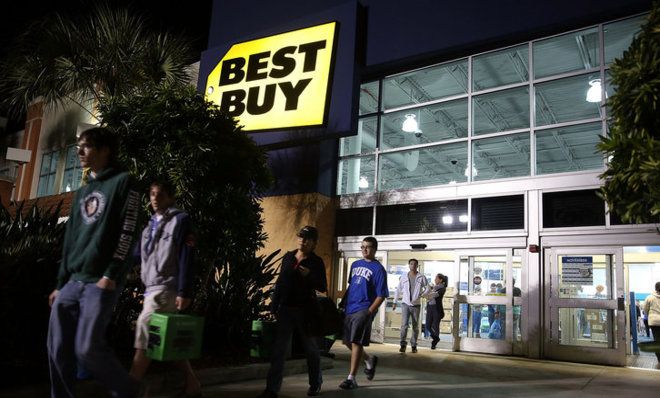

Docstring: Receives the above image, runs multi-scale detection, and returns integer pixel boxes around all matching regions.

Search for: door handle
[617,297,625,311]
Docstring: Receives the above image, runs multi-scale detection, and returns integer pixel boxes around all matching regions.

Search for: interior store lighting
[442,215,453,225]
[358,176,369,188]
[459,214,469,223]
[402,114,419,132]
[586,79,602,103]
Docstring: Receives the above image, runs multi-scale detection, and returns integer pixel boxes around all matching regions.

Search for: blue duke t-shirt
[345,259,389,315]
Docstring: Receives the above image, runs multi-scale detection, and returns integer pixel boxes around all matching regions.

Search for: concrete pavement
[200,343,660,398]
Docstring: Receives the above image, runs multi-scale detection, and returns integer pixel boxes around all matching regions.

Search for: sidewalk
[201,343,660,398]
[3,344,658,397]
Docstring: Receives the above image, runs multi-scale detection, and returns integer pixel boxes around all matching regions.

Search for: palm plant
[0,3,194,119]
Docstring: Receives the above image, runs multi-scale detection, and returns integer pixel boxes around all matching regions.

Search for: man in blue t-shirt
[339,237,389,390]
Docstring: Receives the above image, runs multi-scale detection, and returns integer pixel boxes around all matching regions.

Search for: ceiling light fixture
[442,215,453,225]
[402,114,419,133]
[586,79,602,103]
[459,214,468,223]
[358,176,369,188]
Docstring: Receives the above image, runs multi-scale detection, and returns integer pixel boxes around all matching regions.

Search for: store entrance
[382,250,456,350]
[544,247,626,366]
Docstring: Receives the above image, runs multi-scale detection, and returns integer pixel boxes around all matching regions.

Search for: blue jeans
[266,306,322,393]
[400,304,421,347]
[47,281,138,398]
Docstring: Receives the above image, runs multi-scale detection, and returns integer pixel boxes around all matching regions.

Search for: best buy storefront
[200,0,658,366]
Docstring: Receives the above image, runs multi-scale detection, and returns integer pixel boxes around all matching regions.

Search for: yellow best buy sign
[205,22,338,131]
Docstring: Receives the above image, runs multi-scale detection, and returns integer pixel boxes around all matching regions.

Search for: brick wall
[7,191,74,218]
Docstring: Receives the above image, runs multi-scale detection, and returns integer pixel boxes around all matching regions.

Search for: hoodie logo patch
[80,191,106,224]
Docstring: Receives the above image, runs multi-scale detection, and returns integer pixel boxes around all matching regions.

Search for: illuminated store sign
[205,22,337,131]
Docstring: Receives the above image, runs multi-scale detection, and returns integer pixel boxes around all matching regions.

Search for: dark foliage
[0,201,65,387]
[599,4,660,225]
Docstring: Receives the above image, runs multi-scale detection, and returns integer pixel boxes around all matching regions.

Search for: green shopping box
[147,313,204,361]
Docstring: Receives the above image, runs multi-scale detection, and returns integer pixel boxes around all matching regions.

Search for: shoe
[411,346,418,353]
[339,379,358,390]
[363,355,378,380]
[307,385,321,396]
[431,341,437,350]
[399,344,406,353]
[257,390,278,398]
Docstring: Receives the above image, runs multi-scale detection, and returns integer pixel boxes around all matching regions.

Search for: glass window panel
[534,27,600,78]
[359,81,380,115]
[337,156,375,195]
[473,45,529,91]
[473,86,530,135]
[472,133,530,181]
[558,308,613,348]
[558,254,611,299]
[604,15,645,65]
[535,74,602,126]
[335,207,373,236]
[379,142,468,191]
[340,116,377,156]
[543,189,605,227]
[376,200,468,234]
[380,99,468,150]
[382,59,468,110]
[472,195,524,230]
[536,122,604,175]
[50,153,58,172]
[39,152,52,175]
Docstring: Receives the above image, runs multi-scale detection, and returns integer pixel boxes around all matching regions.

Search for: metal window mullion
[529,41,536,177]
[467,54,473,182]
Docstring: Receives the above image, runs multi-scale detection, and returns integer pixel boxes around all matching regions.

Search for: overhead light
[358,176,369,188]
[442,215,453,225]
[464,166,478,178]
[586,79,602,103]
[402,114,419,132]
[459,214,468,223]
[207,86,214,95]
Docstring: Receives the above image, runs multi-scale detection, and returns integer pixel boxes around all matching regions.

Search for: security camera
[414,130,423,138]
[450,159,458,165]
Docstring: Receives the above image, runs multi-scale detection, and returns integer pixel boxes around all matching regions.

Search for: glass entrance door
[545,247,625,366]
[454,249,524,355]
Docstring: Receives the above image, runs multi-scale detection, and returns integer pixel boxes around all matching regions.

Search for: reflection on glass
[340,116,377,156]
[535,122,604,175]
[359,81,380,115]
[559,308,613,347]
[472,86,530,135]
[534,27,599,78]
[382,59,468,110]
[558,255,611,299]
[337,156,375,195]
[473,45,529,91]
[472,133,530,181]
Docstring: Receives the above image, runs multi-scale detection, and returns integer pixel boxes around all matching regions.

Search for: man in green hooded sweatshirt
[47,127,141,398]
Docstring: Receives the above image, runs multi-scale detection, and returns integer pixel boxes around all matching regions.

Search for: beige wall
[258,192,337,293]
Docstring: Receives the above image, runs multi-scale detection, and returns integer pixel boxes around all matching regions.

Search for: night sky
[1,0,213,131]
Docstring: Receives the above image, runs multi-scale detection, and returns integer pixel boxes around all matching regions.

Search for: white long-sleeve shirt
[394,272,428,306]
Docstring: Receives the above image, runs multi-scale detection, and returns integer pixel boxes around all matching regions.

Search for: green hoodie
[56,167,140,289]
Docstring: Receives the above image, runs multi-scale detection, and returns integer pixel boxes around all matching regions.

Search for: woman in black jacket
[424,273,447,349]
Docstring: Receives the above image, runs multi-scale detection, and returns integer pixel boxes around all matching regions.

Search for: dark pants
[651,326,660,361]
[266,306,322,393]
[425,304,444,342]
[47,281,138,398]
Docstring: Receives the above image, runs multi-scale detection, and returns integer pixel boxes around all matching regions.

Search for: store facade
[202,0,658,365]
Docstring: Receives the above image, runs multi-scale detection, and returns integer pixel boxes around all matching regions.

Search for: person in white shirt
[392,259,428,353]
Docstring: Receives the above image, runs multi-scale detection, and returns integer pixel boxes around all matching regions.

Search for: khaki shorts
[134,289,177,350]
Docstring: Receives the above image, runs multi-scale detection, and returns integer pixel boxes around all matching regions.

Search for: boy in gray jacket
[129,180,201,397]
